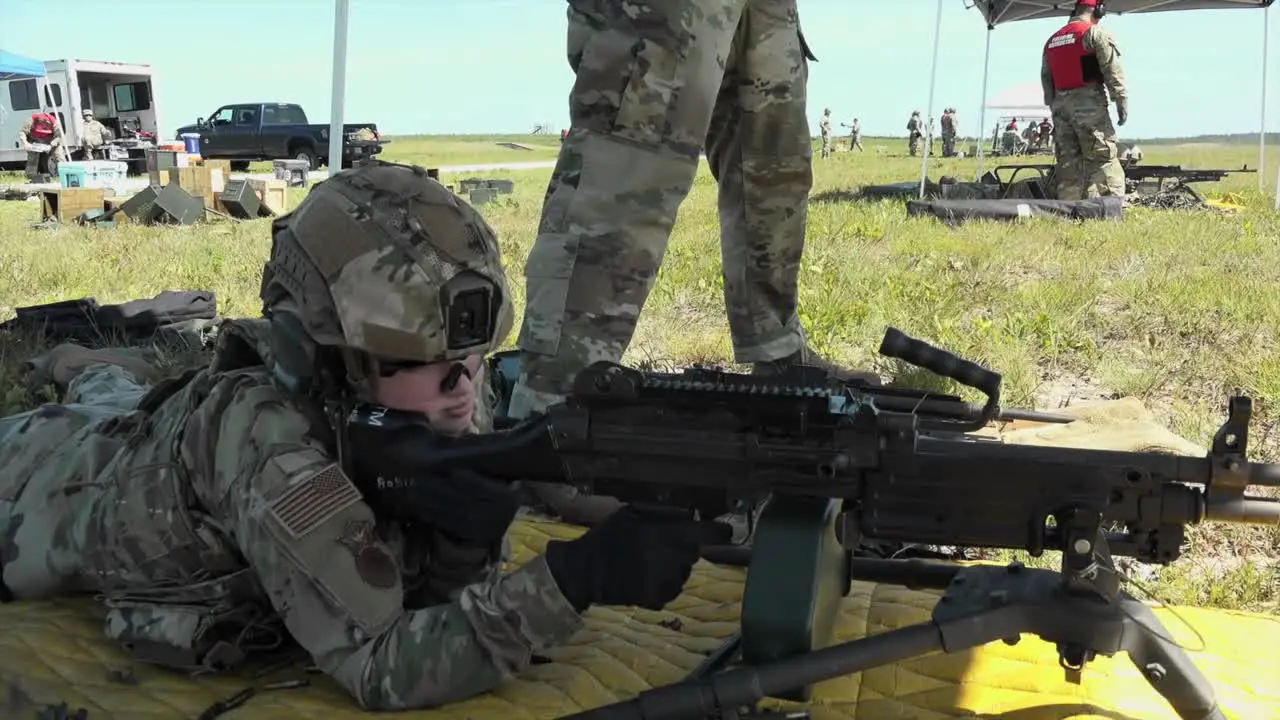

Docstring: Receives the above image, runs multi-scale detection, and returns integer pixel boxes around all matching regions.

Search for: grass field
[1,134,1278,612]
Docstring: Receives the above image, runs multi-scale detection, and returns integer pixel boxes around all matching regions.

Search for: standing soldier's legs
[511,0,745,413]
[704,0,811,364]
[1071,99,1125,197]
[1051,103,1085,201]
[0,363,154,598]
[820,134,830,158]
[510,0,746,524]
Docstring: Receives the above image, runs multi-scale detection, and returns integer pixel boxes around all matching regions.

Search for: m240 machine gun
[344,328,1280,720]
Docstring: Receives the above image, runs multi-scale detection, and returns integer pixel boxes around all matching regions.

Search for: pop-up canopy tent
[950,0,1275,197]
[917,0,1275,197]
[0,49,45,80]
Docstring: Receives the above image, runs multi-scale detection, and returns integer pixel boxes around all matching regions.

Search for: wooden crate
[248,178,288,216]
[40,188,105,223]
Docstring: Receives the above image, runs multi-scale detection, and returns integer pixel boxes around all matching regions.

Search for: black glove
[1116,101,1128,127]
[369,468,522,547]
[543,505,732,612]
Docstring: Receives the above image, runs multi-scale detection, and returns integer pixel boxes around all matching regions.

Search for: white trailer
[0,58,161,174]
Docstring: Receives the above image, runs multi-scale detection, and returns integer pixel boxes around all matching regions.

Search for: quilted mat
[2,399,1278,720]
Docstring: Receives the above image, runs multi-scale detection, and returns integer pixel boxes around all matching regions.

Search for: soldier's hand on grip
[543,505,732,612]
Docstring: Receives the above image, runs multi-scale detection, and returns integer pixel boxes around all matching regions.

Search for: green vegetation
[1,134,1277,612]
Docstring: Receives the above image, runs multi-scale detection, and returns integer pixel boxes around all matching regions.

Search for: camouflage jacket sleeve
[1040,52,1056,106]
[18,119,32,146]
[185,370,585,710]
[1085,25,1126,105]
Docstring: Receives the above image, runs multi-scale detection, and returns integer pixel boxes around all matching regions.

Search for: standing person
[510,0,875,420]
[843,118,864,151]
[819,108,833,159]
[1040,0,1127,199]
[907,111,923,156]
[939,108,957,157]
[509,0,878,524]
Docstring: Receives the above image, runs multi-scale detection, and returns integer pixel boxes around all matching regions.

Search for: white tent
[916,0,1275,196]
[986,82,1050,115]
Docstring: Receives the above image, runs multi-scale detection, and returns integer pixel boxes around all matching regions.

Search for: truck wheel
[292,148,317,171]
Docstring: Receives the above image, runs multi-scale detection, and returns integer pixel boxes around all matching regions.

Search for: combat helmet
[259,159,514,398]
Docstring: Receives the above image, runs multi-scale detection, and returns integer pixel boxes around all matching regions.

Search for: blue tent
[0,49,46,80]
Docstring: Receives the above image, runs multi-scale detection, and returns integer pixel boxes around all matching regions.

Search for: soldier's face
[373,354,485,435]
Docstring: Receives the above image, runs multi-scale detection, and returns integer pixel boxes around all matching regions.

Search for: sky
[0,0,1275,140]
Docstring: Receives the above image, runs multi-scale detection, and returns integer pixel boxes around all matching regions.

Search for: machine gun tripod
[568,528,1224,720]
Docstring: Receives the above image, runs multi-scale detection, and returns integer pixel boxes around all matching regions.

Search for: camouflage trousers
[820,133,831,158]
[512,0,816,415]
[941,132,956,157]
[848,133,862,151]
[0,365,149,598]
[908,132,921,156]
[1050,87,1125,200]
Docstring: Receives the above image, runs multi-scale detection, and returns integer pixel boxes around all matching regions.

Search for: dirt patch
[1034,370,1116,410]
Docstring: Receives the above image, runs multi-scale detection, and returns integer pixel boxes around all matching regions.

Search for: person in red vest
[1040,0,1128,200]
[17,111,67,182]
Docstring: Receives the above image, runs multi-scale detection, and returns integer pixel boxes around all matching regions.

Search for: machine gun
[343,328,1280,720]
[1123,163,1257,194]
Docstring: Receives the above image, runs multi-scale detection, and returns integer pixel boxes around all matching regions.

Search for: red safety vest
[29,113,56,141]
[1044,20,1104,91]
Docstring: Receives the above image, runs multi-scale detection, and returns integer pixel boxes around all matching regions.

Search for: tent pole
[919,0,945,199]
[975,24,993,181]
[1260,5,1269,192]
[328,0,350,179]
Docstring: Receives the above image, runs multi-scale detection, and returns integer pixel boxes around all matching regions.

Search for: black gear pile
[1125,184,1208,210]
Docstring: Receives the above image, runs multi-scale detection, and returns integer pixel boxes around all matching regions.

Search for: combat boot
[752,345,881,386]
[24,343,158,394]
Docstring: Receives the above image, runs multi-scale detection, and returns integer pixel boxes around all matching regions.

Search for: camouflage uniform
[907,112,922,156]
[1041,9,1127,200]
[19,114,67,181]
[940,109,957,157]
[512,0,872,417]
[80,111,111,160]
[819,108,832,158]
[0,164,592,711]
[844,119,863,151]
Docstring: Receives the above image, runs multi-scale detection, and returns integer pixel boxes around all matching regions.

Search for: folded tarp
[857,178,1002,202]
[906,196,1124,224]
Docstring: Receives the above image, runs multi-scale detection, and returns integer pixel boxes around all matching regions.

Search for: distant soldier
[80,109,111,159]
[17,111,66,182]
[907,111,922,156]
[819,108,833,159]
[1041,0,1127,199]
[842,118,864,151]
[1038,117,1053,149]
[1002,118,1021,155]
[940,108,958,157]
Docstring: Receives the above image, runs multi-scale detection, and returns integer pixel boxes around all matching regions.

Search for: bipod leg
[559,622,947,720]
[930,562,1224,720]
[1111,596,1225,720]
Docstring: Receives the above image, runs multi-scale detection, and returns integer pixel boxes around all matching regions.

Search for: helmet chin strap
[440,362,473,392]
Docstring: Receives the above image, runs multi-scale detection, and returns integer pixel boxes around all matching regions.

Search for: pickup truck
[174,102,385,171]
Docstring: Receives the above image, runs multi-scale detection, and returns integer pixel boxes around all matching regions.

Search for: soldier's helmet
[82,109,93,118]
[260,160,514,397]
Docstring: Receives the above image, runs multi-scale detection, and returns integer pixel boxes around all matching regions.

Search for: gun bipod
[568,535,1224,720]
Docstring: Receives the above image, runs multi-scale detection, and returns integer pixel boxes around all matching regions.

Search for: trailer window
[113,82,151,112]
[8,79,39,111]
[44,83,63,107]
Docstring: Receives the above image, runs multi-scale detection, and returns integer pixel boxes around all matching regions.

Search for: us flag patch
[269,463,363,538]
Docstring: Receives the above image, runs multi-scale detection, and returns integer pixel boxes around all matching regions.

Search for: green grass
[1,134,1278,613]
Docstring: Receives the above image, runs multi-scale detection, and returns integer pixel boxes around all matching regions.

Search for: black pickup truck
[174,102,385,171]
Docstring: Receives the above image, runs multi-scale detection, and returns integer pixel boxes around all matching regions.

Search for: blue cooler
[181,133,202,154]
